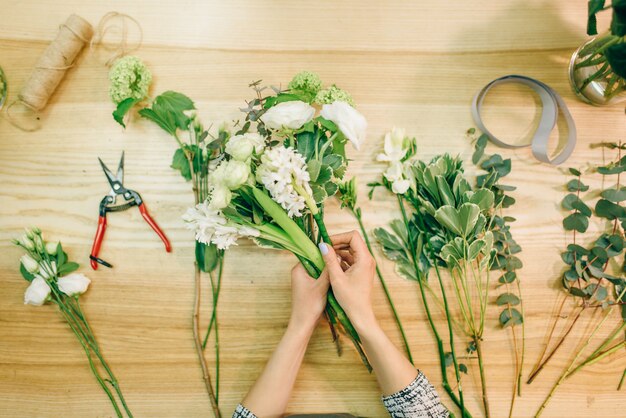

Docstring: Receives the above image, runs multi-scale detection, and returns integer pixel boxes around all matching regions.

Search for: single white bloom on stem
[58,273,91,297]
[260,101,315,130]
[45,241,59,255]
[392,179,411,194]
[21,254,39,274]
[256,146,313,218]
[377,127,407,162]
[182,201,260,250]
[320,101,367,150]
[24,277,51,306]
[384,161,404,182]
[208,185,232,210]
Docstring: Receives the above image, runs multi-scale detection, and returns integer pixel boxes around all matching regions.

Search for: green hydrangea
[314,85,354,107]
[109,56,152,104]
[288,71,322,102]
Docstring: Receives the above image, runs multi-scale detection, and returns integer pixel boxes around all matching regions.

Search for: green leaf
[468,189,495,212]
[435,203,481,238]
[563,212,589,233]
[296,131,316,161]
[311,185,327,203]
[467,239,485,261]
[601,187,626,202]
[196,241,219,273]
[497,293,521,306]
[567,243,590,256]
[139,91,195,135]
[263,93,301,109]
[307,160,322,182]
[595,285,608,301]
[499,308,523,327]
[459,363,468,374]
[374,228,404,251]
[610,2,626,37]
[324,181,338,198]
[566,179,589,192]
[171,148,191,181]
[563,268,579,282]
[569,167,582,176]
[571,199,592,217]
[20,263,35,282]
[472,134,488,164]
[57,262,79,276]
[499,271,517,284]
[395,260,418,282]
[316,166,333,184]
[595,199,626,220]
[561,193,579,210]
[112,97,139,128]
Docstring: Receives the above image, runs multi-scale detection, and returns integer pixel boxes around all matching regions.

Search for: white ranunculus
[20,254,39,274]
[260,101,315,130]
[392,179,411,195]
[209,185,232,210]
[225,133,266,161]
[223,160,251,190]
[320,101,367,150]
[377,127,407,162]
[45,241,59,255]
[24,277,51,306]
[58,273,91,297]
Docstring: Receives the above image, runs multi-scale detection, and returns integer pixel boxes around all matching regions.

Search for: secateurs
[90,152,171,270]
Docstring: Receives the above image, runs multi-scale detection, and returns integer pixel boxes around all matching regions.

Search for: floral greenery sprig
[576,1,626,99]
[337,177,414,364]
[468,128,525,414]
[531,142,626,417]
[13,228,133,418]
[181,72,372,370]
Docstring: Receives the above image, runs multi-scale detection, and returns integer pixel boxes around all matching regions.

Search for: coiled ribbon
[471,75,577,165]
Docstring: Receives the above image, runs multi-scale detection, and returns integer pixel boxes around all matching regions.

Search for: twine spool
[7,14,93,131]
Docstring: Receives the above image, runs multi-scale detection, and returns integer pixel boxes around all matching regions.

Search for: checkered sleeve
[382,371,450,417]
[233,404,257,418]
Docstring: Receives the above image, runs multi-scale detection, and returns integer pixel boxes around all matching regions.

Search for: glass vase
[568,33,626,105]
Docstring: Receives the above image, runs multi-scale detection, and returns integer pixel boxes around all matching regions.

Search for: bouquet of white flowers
[13,228,132,417]
[181,73,371,369]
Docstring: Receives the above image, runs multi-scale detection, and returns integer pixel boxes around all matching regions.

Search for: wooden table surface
[1,1,625,417]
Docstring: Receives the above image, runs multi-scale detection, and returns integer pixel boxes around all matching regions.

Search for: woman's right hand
[318,231,377,331]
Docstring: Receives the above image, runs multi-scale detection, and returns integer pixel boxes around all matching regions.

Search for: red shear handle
[138,203,172,252]
[90,215,107,270]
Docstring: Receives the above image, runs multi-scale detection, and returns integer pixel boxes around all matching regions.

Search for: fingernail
[318,242,329,255]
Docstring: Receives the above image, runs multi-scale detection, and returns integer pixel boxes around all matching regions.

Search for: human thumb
[318,242,344,278]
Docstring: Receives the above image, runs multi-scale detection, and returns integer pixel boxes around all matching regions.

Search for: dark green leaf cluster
[587,0,626,37]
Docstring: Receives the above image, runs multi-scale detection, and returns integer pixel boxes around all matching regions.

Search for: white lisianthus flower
[377,127,407,162]
[256,146,313,218]
[21,254,39,274]
[58,273,91,297]
[182,201,260,250]
[225,133,265,161]
[45,241,59,255]
[208,185,232,210]
[18,234,35,251]
[320,101,367,150]
[260,101,315,130]
[24,276,51,306]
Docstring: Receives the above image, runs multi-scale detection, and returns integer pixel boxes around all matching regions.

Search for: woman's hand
[318,231,377,332]
[289,262,330,330]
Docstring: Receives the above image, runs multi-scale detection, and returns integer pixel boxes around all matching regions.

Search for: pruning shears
[90,152,171,270]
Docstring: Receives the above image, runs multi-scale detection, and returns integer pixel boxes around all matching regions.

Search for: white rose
[392,179,411,195]
[209,185,232,210]
[260,101,315,130]
[24,277,51,306]
[45,241,59,255]
[320,101,367,150]
[57,273,91,297]
[20,254,39,274]
[222,160,250,190]
[377,127,407,162]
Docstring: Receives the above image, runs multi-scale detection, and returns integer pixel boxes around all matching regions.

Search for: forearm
[353,310,418,395]
[241,320,315,417]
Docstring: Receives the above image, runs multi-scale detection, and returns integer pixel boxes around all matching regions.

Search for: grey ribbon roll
[471,75,577,165]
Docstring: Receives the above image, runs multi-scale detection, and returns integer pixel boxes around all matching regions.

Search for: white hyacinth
[182,200,259,250]
[256,146,313,218]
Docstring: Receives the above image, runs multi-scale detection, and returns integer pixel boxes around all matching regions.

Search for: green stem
[566,341,626,378]
[474,337,490,418]
[618,368,626,390]
[397,195,471,418]
[353,207,413,364]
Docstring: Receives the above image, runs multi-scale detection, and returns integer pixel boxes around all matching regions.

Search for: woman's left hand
[289,263,330,329]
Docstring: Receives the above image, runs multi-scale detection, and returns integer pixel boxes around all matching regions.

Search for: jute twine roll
[19,14,93,111]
